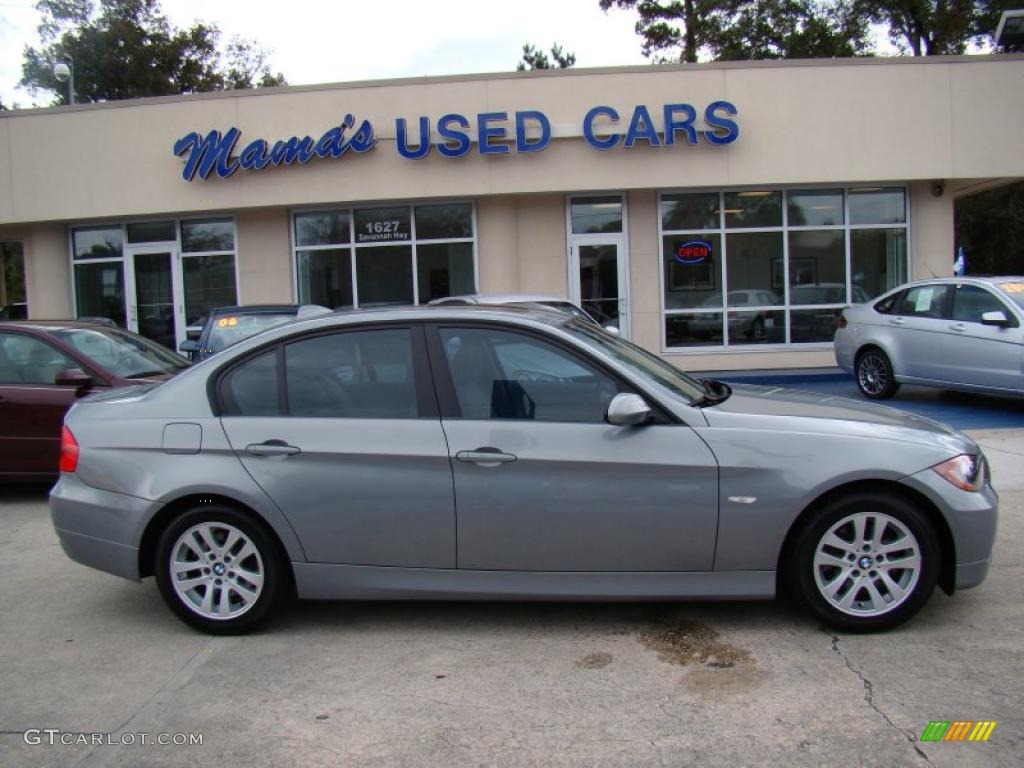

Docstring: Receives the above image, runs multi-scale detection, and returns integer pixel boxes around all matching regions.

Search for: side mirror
[606,393,653,427]
[179,339,200,353]
[980,310,1010,327]
[55,367,92,390]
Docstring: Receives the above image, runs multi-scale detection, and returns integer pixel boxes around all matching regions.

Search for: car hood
[701,383,976,454]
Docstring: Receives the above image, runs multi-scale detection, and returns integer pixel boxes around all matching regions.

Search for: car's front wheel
[791,492,939,632]
[155,505,287,634]
[855,348,900,399]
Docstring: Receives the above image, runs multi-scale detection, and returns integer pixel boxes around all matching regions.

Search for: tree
[860,0,1012,56]
[599,0,872,61]
[20,0,286,105]
[517,43,577,70]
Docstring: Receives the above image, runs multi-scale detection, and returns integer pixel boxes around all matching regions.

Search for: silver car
[835,276,1024,399]
[51,306,997,634]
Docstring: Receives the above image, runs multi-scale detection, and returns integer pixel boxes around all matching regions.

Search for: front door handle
[245,439,300,457]
[949,323,966,332]
[456,447,517,466]
[889,317,905,326]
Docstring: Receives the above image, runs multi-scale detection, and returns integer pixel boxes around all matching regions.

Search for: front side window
[951,285,1016,325]
[661,186,909,349]
[0,333,76,385]
[285,329,418,419]
[440,328,619,423]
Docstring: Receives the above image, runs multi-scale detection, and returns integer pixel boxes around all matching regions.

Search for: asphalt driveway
[1,430,1021,767]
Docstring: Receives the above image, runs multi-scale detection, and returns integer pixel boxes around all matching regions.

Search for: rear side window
[897,285,950,319]
[284,328,418,418]
[873,292,901,314]
[220,349,280,416]
[951,285,1018,326]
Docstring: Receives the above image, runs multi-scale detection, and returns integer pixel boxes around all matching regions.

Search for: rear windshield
[207,313,296,353]
[53,327,188,378]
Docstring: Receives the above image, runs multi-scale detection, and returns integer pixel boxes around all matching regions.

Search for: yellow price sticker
[217,317,239,327]
[999,282,1024,294]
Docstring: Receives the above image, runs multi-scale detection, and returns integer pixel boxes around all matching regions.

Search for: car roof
[209,304,301,315]
[433,293,573,305]
[0,319,122,331]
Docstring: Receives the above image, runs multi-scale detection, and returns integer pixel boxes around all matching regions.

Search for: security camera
[931,181,944,198]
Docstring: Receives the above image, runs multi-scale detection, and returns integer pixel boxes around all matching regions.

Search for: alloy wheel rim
[813,511,921,617]
[170,523,264,620]
[858,355,888,395]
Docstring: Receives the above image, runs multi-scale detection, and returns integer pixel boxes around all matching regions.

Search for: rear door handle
[456,447,517,465]
[949,323,966,332]
[889,317,905,326]
[245,440,300,457]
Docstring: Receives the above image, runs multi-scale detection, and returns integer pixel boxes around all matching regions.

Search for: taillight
[60,426,79,473]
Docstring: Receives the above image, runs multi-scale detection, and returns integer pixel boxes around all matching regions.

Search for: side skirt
[292,563,776,601]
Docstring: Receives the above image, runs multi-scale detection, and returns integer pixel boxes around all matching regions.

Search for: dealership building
[1,54,1022,369]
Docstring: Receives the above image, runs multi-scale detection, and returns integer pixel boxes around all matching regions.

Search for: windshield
[53,328,189,378]
[563,322,705,403]
[207,313,296,353]
[995,281,1024,311]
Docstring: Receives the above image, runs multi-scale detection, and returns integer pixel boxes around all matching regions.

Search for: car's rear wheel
[155,505,286,635]
[791,492,939,632]
[855,348,900,399]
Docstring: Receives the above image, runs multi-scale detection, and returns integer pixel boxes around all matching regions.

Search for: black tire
[789,492,940,633]
[155,505,288,635]
[855,348,901,400]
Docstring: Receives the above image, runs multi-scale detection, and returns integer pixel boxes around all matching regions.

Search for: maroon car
[0,320,189,481]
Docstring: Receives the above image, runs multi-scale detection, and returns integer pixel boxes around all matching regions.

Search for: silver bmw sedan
[50,306,997,634]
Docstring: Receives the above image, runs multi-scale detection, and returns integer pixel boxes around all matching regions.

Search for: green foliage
[517,43,577,70]
[955,182,1024,276]
[20,0,286,105]
[860,0,1013,56]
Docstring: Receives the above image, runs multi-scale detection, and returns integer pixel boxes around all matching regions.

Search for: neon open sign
[675,240,712,264]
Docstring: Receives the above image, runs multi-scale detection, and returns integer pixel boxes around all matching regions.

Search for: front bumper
[50,474,153,581]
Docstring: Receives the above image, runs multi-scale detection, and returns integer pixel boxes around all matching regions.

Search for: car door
[217,325,456,567]
[941,283,1024,391]
[883,284,952,382]
[0,332,82,475]
[429,324,719,572]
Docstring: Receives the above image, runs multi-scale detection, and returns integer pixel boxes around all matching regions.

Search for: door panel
[221,417,456,567]
[443,420,719,571]
[886,284,951,382]
[941,285,1024,390]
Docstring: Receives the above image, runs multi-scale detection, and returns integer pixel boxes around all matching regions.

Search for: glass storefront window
[661,187,909,349]
[295,212,350,246]
[788,189,844,227]
[74,261,126,326]
[296,248,353,309]
[126,221,175,243]
[849,188,906,225]
[182,218,234,252]
[294,202,476,310]
[356,246,413,307]
[415,204,473,240]
[723,191,782,228]
[416,242,475,303]
[73,226,123,260]
[570,196,622,234]
[182,254,238,326]
[1,241,26,316]
[660,193,719,230]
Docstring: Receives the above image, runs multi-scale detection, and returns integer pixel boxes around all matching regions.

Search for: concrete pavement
[0,430,1022,767]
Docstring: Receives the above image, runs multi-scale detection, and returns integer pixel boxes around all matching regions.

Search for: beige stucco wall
[235,208,292,304]
[17,224,71,318]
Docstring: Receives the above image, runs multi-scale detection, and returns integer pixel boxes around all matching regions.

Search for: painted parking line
[714,374,1024,432]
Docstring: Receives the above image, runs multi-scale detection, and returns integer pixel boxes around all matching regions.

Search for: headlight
[932,454,986,492]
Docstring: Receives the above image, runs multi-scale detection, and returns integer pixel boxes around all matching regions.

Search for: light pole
[52,58,74,105]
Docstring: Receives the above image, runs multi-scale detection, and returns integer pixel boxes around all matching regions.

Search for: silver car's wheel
[855,349,899,399]
[155,506,286,634]
[813,512,921,617]
[169,523,265,621]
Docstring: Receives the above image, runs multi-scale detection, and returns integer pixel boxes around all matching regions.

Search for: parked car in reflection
[687,290,780,341]
[835,276,1024,399]
[428,293,609,329]
[0,302,28,320]
[0,320,189,480]
[51,306,995,635]
[180,305,330,362]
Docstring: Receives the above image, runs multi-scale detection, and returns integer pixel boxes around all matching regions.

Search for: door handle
[889,317,905,325]
[456,447,517,465]
[948,323,966,332]
[245,440,300,457]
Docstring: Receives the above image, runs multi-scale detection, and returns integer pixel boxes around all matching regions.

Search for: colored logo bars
[920,721,997,742]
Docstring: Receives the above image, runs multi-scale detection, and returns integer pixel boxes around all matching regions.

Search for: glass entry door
[571,239,629,338]
[125,247,185,351]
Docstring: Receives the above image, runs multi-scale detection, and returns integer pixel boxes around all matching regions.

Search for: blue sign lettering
[704,101,740,145]
[437,113,472,158]
[583,106,620,150]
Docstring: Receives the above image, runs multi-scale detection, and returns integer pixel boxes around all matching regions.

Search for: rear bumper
[50,474,152,581]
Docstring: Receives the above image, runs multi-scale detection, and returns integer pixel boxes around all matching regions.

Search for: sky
[0,0,651,107]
